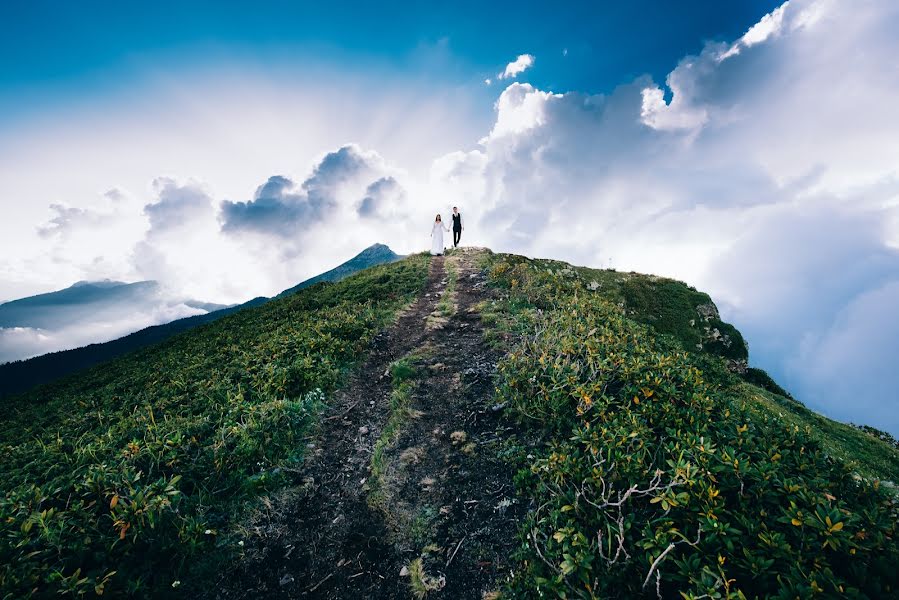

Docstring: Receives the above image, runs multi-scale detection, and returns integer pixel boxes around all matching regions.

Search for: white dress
[431,221,450,255]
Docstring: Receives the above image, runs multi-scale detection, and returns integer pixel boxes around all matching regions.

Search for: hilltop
[1,249,896,599]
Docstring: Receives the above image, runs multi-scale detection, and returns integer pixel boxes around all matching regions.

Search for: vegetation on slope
[481,253,898,599]
[0,255,429,598]
[0,243,401,399]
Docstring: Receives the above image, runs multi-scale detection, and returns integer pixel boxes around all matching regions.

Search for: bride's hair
[435,214,442,222]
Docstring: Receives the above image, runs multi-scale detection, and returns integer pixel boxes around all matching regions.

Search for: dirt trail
[213,248,523,599]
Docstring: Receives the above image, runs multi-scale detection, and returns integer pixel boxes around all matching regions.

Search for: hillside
[0,244,402,398]
[1,249,896,599]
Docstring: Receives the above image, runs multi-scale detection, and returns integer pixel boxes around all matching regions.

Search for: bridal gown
[431,222,449,255]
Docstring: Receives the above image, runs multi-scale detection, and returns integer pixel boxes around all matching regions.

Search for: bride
[430,214,450,256]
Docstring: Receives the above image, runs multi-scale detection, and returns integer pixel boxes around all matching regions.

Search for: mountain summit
[1,249,896,598]
[277,243,402,297]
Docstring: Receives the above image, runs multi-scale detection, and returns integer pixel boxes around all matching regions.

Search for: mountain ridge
[0,243,404,397]
[1,248,895,598]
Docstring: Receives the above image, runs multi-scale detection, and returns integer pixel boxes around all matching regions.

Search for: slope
[1,248,896,599]
[212,249,523,598]
[0,255,429,598]
[0,244,402,398]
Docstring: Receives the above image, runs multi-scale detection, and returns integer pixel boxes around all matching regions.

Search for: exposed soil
[211,248,524,599]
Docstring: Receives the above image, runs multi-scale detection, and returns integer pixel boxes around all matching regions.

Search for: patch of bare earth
[210,249,524,599]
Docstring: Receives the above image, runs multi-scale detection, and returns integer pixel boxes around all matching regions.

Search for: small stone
[280,574,295,587]
[359,426,369,435]
[400,566,410,577]
[450,431,468,445]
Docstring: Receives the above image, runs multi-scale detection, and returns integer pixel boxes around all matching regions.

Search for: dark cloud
[220,144,380,236]
[220,175,314,237]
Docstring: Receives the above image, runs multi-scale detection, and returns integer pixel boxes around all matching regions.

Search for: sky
[1,0,898,434]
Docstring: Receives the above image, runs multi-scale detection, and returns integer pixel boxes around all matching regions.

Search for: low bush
[0,256,428,597]
[486,255,898,599]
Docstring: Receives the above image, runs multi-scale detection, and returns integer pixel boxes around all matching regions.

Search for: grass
[368,352,422,511]
[0,255,430,598]
[740,384,899,482]
[436,259,458,318]
[406,557,444,599]
[482,252,898,598]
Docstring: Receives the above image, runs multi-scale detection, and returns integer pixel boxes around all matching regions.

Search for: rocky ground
[211,248,525,599]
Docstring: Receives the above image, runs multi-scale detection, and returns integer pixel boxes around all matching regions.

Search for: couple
[430,206,464,256]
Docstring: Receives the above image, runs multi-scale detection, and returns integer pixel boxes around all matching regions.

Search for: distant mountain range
[0,244,402,397]
[0,280,188,330]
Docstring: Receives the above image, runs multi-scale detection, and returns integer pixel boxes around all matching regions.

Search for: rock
[696,302,720,321]
[400,566,409,577]
[358,426,369,435]
[279,574,295,587]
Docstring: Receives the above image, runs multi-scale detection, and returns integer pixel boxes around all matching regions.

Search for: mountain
[276,242,402,297]
[0,280,161,330]
[1,249,895,599]
[0,244,403,397]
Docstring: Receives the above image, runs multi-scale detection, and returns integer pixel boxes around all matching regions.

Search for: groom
[451,206,464,247]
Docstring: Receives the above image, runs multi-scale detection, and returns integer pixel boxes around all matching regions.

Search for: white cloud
[3,0,899,434]
[498,54,535,80]
[0,301,204,363]
[433,0,899,432]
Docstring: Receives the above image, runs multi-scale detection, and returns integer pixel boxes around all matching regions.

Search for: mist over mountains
[0,244,402,397]
[0,280,218,363]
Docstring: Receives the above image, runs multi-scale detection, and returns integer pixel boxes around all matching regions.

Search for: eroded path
[213,248,523,599]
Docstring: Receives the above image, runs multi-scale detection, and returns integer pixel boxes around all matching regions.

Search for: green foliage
[742,385,899,482]
[0,256,429,598]
[742,367,794,399]
[436,261,458,318]
[485,254,899,599]
[496,256,749,363]
[369,353,421,511]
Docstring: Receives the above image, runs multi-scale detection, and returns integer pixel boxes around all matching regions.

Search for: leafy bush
[485,255,898,599]
[0,256,428,598]
[742,367,794,399]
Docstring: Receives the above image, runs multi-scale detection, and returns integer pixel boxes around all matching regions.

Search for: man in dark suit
[451,206,464,247]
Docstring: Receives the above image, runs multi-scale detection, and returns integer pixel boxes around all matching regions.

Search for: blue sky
[1,1,781,116]
[1,0,898,434]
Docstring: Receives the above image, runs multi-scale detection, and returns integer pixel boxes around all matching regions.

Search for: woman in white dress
[430,214,450,255]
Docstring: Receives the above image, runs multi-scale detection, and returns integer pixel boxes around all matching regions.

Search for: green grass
[740,384,899,482]
[436,260,458,318]
[483,252,898,599]
[368,353,421,510]
[0,255,429,598]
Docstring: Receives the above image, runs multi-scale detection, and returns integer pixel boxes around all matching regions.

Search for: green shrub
[0,256,428,598]
[486,255,898,599]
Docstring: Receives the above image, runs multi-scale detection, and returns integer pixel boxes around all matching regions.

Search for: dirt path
[212,248,523,599]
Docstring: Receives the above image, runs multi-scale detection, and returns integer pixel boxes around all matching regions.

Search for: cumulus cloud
[498,54,535,80]
[144,178,215,233]
[5,0,898,435]
[358,177,406,218]
[435,0,899,432]
[220,144,383,237]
